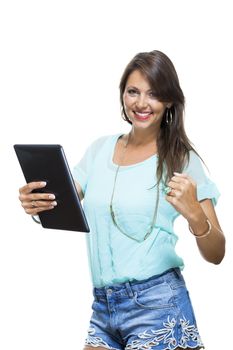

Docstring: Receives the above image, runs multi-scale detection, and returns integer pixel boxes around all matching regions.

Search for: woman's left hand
[165,172,201,219]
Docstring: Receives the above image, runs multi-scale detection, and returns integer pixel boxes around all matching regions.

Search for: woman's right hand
[18,181,57,216]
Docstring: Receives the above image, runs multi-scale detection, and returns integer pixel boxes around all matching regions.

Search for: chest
[112,140,157,166]
[84,154,175,217]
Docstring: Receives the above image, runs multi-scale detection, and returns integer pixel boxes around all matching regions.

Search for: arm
[166,172,225,264]
[186,198,225,264]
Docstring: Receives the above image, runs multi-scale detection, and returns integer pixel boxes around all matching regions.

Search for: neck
[128,127,159,147]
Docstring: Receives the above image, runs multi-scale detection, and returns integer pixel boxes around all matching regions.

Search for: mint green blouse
[73,133,220,287]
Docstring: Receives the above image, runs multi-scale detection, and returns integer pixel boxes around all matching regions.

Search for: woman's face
[123,69,170,131]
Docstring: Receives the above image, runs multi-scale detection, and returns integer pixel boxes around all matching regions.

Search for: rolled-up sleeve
[184,151,220,206]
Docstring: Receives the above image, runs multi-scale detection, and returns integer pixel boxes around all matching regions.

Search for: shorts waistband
[93,268,183,298]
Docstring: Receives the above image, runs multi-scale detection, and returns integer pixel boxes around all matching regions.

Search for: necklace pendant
[110,204,115,218]
[144,230,151,240]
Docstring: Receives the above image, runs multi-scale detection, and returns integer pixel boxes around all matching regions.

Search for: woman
[19,50,225,350]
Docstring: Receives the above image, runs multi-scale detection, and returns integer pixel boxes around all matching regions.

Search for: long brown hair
[119,50,199,185]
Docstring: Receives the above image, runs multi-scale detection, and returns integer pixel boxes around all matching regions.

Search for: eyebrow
[126,85,153,93]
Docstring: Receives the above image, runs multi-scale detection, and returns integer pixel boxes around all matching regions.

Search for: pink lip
[134,112,152,121]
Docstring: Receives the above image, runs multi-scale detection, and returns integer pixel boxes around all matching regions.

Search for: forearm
[187,203,225,264]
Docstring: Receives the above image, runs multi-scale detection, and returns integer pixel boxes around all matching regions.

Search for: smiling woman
[119,50,189,186]
[18,50,225,350]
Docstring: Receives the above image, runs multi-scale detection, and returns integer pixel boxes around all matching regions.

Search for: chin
[132,117,157,126]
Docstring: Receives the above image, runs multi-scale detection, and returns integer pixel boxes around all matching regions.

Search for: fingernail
[48,194,55,199]
[173,172,181,175]
[51,201,57,206]
[40,181,47,186]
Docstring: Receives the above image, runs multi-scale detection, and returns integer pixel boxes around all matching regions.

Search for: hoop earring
[165,108,173,124]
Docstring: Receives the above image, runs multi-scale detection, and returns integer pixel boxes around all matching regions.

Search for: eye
[127,88,139,96]
[148,91,157,99]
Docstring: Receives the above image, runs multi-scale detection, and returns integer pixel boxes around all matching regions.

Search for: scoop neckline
[110,133,157,169]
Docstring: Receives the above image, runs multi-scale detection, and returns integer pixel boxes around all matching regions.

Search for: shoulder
[184,150,204,168]
[89,134,109,150]
[87,133,121,157]
[183,149,211,182]
[89,133,119,149]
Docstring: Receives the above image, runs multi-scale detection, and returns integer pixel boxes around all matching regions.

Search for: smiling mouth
[133,111,152,120]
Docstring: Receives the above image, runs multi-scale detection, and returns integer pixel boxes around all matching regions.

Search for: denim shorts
[85,269,204,350]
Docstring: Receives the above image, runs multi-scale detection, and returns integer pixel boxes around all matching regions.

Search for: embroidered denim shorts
[85,269,204,350]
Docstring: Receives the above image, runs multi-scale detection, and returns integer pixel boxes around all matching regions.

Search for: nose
[136,93,148,109]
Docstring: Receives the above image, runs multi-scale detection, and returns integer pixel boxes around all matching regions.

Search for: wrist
[186,201,205,223]
[189,218,211,238]
[186,203,209,236]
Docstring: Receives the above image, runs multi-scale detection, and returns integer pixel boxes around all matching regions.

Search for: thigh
[84,296,124,350]
[175,348,202,350]
[84,346,203,350]
[84,347,107,350]
[122,270,205,350]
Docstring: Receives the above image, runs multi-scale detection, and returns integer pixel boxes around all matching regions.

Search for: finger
[167,180,182,191]
[168,188,182,197]
[174,171,196,183]
[165,194,178,205]
[173,172,191,184]
[173,172,189,178]
[171,174,188,182]
[19,181,47,195]
[169,175,190,186]
[167,189,175,197]
[25,205,55,215]
[19,192,56,203]
[185,174,196,186]
[22,200,57,209]
[173,172,197,187]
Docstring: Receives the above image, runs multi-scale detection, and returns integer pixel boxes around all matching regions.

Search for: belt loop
[173,267,181,278]
[92,287,98,301]
[125,282,134,298]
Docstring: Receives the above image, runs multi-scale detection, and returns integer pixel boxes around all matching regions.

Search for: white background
[0,0,232,349]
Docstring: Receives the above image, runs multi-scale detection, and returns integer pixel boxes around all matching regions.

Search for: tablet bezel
[14,144,90,233]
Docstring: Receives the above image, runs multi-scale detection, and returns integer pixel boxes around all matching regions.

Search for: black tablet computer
[14,144,90,233]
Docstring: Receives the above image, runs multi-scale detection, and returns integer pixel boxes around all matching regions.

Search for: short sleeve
[72,135,109,195]
[183,151,220,206]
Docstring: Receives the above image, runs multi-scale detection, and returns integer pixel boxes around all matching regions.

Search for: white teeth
[135,112,151,117]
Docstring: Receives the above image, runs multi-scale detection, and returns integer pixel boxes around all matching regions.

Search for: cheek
[123,94,131,107]
[152,101,166,114]
[123,98,134,114]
